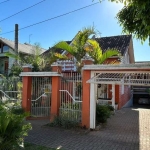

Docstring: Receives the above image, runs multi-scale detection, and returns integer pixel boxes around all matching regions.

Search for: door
[4,61,8,74]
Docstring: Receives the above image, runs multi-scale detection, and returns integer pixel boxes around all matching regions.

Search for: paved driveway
[25,107,150,150]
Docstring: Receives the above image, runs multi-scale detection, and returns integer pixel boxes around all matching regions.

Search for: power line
[0,0,10,4]
[0,0,46,22]
[0,2,99,35]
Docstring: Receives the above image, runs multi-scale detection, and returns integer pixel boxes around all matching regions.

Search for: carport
[82,63,150,129]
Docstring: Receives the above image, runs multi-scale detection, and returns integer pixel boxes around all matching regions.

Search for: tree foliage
[0,99,32,150]
[94,0,150,43]
[110,0,150,43]
[54,27,96,63]
[54,27,120,70]
[85,39,120,64]
[5,43,49,76]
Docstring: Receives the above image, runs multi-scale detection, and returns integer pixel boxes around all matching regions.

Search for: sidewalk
[25,107,150,150]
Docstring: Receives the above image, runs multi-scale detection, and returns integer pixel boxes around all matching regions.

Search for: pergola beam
[87,72,150,86]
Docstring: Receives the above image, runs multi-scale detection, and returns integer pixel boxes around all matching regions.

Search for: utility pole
[14,24,19,64]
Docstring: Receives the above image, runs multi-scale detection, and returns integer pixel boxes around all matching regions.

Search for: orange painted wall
[22,76,32,112]
[82,70,91,128]
[51,76,61,120]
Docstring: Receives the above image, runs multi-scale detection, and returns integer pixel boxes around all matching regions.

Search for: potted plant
[115,102,118,110]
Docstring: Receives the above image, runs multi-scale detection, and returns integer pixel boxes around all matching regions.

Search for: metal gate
[59,72,82,122]
[31,77,52,117]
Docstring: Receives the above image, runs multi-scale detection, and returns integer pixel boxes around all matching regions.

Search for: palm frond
[5,52,21,60]
[99,49,121,64]
[86,39,102,64]
[54,41,75,56]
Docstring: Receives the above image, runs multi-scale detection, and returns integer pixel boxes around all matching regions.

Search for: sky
[0,0,149,62]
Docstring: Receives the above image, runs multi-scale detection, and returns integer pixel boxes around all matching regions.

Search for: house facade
[42,34,135,109]
[0,37,45,76]
[43,35,134,71]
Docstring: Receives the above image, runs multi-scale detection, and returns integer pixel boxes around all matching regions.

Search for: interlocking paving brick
[25,107,150,150]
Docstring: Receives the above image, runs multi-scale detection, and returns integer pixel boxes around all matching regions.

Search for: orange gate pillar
[82,70,91,128]
[81,54,94,128]
[50,63,62,121]
[21,65,32,113]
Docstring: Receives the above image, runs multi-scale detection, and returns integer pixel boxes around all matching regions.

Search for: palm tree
[54,27,96,63]
[84,39,120,64]
[53,27,120,71]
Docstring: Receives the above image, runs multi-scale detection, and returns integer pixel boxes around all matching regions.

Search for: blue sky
[0,0,149,61]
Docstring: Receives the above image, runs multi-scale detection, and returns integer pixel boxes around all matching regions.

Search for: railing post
[21,65,32,113]
[50,63,62,121]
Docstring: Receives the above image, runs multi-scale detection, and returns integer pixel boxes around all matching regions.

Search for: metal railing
[31,77,52,117]
[59,72,82,122]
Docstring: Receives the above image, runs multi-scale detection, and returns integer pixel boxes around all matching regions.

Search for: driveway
[25,107,150,150]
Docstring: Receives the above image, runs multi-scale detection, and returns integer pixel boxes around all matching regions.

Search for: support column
[90,71,96,129]
[22,65,32,112]
[50,63,62,121]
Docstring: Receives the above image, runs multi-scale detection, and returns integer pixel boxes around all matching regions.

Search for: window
[0,44,2,53]
[3,45,9,52]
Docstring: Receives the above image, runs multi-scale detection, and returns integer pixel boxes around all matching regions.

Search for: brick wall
[119,85,131,109]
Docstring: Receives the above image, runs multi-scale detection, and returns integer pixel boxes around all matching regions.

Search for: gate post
[81,55,94,128]
[21,65,32,112]
[50,63,62,121]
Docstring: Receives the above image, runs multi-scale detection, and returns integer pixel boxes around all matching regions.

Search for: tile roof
[95,35,132,55]
[42,35,132,56]
[0,37,46,54]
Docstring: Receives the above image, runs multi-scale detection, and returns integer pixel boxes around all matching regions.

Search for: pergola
[83,63,150,86]
[82,63,150,129]
[87,72,150,86]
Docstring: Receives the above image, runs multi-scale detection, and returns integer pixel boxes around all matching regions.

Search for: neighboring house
[0,37,45,75]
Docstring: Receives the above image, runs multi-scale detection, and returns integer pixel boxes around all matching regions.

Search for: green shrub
[60,102,81,122]
[0,100,32,150]
[106,105,114,111]
[49,116,79,129]
[96,104,111,124]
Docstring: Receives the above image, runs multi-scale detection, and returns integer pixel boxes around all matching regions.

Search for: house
[42,34,135,109]
[19,34,150,129]
[0,37,45,76]
[42,35,134,71]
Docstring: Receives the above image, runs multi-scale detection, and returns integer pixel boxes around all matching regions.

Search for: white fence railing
[0,77,22,101]
[59,72,82,122]
[31,77,52,117]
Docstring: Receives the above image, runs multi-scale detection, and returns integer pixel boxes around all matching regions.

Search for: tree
[54,27,120,70]
[94,0,150,43]
[54,27,97,63]
[98,0,150,43]
[5,43,48,76]
[85,39,120,64]
[112,0,150,43]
